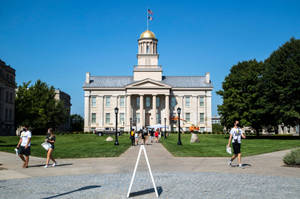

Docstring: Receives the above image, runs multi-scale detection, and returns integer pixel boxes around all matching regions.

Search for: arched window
[146,44,149,54]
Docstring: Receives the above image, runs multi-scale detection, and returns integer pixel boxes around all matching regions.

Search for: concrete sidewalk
[0,143,299,180]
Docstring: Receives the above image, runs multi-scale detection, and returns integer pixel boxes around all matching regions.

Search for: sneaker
[239,164,244,168]
[228,160,232,166]
[44,164,48,168]
[52,162,57,167]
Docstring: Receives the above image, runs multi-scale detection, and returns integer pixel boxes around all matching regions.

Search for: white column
[84,92,90,132]
[140,95,144,127]
[97,96,104,128]
[153,95,157,125]
[165,95,170,127]
[193,96,198,125]
[126,95,131,130]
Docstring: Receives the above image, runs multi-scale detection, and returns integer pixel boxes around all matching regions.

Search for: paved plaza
[1,144,300,198]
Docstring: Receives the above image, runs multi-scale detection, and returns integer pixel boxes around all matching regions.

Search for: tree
[70,114,84,132]
[217,60,265,135]
[262,38,300,130]
[212,123,223,134]
[16,80,68,134]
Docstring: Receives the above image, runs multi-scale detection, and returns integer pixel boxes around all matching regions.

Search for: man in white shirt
[16,126,32,168]
[227,120,246,168]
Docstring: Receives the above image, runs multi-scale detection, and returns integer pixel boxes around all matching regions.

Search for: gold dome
[140,30,156,39]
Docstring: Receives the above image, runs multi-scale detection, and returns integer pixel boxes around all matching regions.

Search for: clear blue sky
[1,0,300,116]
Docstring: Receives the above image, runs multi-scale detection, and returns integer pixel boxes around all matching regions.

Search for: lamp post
[114,107,119,145]
[164,117,167,139]
[177,107,182,145]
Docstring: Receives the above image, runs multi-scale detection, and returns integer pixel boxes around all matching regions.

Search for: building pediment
[125,78,171,89]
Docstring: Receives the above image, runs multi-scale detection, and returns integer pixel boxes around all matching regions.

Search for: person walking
[16,126,31,168]
[44,128,57,168]
[130,129,135,146]
[135,129,139,146]
[143,127,149,145]
[154,128,159,143]
[150,128,154,143]
[141,128,145,145]
[227,120,246,168]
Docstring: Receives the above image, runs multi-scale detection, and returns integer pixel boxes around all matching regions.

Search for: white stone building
[83,30,213,132]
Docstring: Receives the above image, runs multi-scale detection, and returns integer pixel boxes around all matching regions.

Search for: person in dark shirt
[44,128,57,168]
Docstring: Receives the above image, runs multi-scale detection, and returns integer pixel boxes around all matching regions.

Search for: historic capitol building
[83,30,213,132]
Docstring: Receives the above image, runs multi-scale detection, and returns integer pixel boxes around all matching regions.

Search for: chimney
[86,72,90,84]
[205,72,210,84]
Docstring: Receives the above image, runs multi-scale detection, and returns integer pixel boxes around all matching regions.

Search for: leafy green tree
[16,80,68,134]
[70,114,84,132]
[262,38,300,130]
[217,60,265,135]
[212,123,224,134]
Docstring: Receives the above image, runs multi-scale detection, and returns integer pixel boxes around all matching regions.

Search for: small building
[0,59,16,136]
[55,89,71,131]
[212,115,221,125]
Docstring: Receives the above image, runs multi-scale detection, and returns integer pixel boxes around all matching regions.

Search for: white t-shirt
[20,131,32,146]
[230,127,243,144]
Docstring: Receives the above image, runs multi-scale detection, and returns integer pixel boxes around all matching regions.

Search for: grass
[161,134,300,157]
[0,134,131,158]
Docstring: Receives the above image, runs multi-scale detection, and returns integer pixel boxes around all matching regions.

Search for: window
[185,113,190,122]
[91,113,96,123]
[136,97,140,109]
[156,97,160,108]
[120,113,125,124]
[200,96,204,107]
[9,109,12,121]
[136,113,140,124]
[200,113,204,123]
[105,113,110,124]
[5,109,8,121]
[10,93,12,103]
[146,97,151,108]
[91,96,96,107]
[146,45,149,53]
[120,96,125,107]
[156,112,161,124]
[105,96,111,107]
[6,91,8,103]
[200,127,205,133]
[171,96,176,107]
[185,96,190,107]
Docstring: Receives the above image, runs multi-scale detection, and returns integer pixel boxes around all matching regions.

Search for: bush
[283,148,300,165]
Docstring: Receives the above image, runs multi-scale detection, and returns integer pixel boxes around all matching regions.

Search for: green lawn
[0,134,131,158]
[161,134,300,157]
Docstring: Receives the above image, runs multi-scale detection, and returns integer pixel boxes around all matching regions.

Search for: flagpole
[147,9,149,30]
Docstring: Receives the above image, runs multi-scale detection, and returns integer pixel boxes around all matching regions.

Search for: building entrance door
[145,113,151,126]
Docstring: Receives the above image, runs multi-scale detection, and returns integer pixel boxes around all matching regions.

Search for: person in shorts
[134,129,139,146]
[130,129,135,146]
[16,126,31,168]
[44,128,57,168]
[150,128,155,143]
[154,129,159,143]
[227,120,246,168]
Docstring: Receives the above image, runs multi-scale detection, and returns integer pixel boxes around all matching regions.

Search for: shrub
[283,148,300,165]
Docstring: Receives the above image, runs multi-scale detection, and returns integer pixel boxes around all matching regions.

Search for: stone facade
[0,59,16,136]
[83,30,213,132]
[55,89,71,131]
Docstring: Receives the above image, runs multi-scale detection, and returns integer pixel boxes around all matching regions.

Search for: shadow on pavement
[28,163,73,168]
[231,163,252,167]
[41,185,101,199]
[129,186,163,198]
